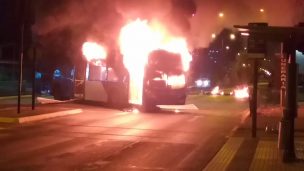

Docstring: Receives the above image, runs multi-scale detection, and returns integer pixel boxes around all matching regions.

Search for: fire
[234,86,249,99]
[211,86,220,95]
[82,42,107,66]
[119,19,192,105]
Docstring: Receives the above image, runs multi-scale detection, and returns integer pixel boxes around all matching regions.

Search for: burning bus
[82,19,192,111]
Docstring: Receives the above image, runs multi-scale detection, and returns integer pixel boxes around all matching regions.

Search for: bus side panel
[85,80,108,103]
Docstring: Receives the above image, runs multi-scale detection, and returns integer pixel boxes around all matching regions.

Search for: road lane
[0,97,248,170]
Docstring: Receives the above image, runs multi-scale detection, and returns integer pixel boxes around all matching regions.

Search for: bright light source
[82,42,107,66]
[132,108,140,114]
[237,53,241,56]
[211,33,216,39]
[195,80,203,87]
[234,86,249,99]
[260,68,272,76]
[218,12,224,18]
[226,46,230,50]
[203,80,210,87]
[241,32,250,36]
[195,79,210,88]
[119,19,192,105]
[211,86,220,95]
[230,34,236,40]
[242,63,246,67]
[260,8,264,13]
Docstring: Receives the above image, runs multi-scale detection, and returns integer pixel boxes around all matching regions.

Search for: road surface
[0,95,248,171]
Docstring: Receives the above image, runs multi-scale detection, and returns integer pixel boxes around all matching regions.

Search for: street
[0,95,248,171]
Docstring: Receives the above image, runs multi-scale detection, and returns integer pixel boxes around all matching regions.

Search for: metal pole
[282,39,296,162]
[17,24,24,114]
[252,59,258,138]
[31,47,36,110]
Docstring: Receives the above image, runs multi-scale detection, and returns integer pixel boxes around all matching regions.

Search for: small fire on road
[234,86,249,99]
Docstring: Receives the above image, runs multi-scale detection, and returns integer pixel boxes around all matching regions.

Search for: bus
[84,49,187,111]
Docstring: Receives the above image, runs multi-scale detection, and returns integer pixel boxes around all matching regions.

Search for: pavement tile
[203,104,304,171]
[250,140,304,171]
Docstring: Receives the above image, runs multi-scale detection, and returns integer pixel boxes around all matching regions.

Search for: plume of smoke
[33,0,196,59]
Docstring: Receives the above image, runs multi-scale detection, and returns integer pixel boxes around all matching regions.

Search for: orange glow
[82,42,107,66]
[211,86,220,95]
[119,19,192,105]
[234,86,249,99]
[132,108,140,114]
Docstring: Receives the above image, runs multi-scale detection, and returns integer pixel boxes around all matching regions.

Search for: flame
[119,19,192,105]
[211,86,220,95]
[82,42,107,66]
[234,86,249,99]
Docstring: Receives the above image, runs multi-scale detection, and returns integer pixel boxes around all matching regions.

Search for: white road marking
[157,104,199,110]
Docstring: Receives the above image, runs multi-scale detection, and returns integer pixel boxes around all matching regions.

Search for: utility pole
[251,59,258,137]
[281,35,297,162]
[32,47,36,110]
[17,1,25,113]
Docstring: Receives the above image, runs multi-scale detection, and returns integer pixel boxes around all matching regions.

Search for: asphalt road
[0,95,248,171]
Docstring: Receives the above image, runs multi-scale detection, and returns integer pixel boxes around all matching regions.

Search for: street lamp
[260,8,265,13]
[230,33,236,40]
[211,33,216,39]
[218,12,224,18]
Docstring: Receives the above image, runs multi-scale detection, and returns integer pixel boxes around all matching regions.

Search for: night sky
[1,0,303,47]
[31,0,304,48]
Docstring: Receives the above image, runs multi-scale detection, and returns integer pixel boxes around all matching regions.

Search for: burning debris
[211,86,220,95]
[234,86,249,99]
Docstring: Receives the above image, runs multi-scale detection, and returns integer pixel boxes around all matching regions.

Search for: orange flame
[234,86,249,99]
[211,86,220,95]
[119,19,192,105]
[82,42,107,66]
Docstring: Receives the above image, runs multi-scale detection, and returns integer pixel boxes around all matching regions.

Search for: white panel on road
[37,97,64,104]
[157,104,198,110]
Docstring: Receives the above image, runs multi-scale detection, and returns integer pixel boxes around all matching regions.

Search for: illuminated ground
[0,95,248,171]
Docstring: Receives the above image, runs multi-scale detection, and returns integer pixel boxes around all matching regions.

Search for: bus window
[88,64,119,82]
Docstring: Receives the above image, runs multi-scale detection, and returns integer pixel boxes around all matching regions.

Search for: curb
[0,95,32,100]
[0,109,82,124]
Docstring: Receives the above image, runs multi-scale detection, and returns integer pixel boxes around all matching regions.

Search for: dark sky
[1,0,303,50]
[32,0,304,50]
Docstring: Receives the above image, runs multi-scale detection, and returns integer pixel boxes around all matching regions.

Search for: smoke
[191,0,302,47]
[33,0,196,64]
[34,0,301,51]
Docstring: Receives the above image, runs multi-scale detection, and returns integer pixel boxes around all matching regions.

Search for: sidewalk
[0,96,82,123]
[203,105,304,171]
